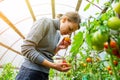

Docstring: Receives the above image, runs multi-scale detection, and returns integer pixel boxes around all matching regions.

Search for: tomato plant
[49,0,120,80]
[0,63,18,80]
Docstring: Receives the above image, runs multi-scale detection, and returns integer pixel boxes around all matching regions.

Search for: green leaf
[79,51,84,58]
[70,32,84,57]
[100,13,109,21]
[84,3,91,11]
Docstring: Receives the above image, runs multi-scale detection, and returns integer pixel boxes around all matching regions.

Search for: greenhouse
[0,0,120,80]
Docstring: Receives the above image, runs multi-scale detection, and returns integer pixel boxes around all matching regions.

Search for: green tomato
[92,44,104,51]
[91,30,108,51]
[107,17,120,30]
[113,2,120,14]
[66,71,71,77]
[91,30,108,45]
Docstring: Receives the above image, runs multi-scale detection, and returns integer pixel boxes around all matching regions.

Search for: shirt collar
[53,19,60,30]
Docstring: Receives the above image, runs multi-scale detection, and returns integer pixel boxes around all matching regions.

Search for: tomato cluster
[104,40,120,58]
[106,66,113,75]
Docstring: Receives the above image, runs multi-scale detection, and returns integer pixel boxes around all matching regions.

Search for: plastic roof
[0,0,107,68]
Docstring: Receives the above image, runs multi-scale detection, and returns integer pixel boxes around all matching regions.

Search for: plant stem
[109,54,118,80]
[86,0,102,10]
[100,0,114,14]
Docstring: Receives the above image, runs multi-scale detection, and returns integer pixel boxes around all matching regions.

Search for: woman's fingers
[60,63,71,72]
[58,40,71,49]
[63,40,71,45]
[53,62,71,72]
[61,67,71,72]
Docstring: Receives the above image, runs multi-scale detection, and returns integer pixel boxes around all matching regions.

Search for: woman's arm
[21,19,48,64]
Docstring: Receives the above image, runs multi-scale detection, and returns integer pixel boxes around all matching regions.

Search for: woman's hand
[54,37,71,53]
[41,59,71,72]
[58,37,71,49]
[52,62,71,72]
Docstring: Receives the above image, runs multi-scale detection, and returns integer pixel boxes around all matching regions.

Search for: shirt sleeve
[26,18,47,45]
[21,18,48,64]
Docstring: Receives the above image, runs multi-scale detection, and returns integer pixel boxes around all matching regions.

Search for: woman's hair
[63,11,81,29]
[56,14,63,19]
[56,11,81,29]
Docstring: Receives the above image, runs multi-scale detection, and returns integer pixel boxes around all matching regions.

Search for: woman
[16,11,81,80]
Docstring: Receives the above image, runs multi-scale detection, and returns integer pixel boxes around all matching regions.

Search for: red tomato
[116,54,120,58]
[113,60,118,66]
[112,48,119,55]
[64,37,70,42]
[86,57,92,63]
[107,66,111,71]
[62,60,69,68]
[109,70,112,75]
[110,40,117,48]
[62,60,67,63]
[104,42,108,49]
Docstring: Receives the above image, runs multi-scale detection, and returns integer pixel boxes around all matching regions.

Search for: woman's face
[60,17,79,35]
